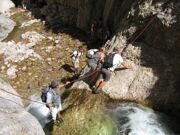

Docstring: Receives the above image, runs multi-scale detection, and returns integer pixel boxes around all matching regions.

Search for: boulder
[0,78,45,135]
[0,0,15,13]
[0,15,16,41]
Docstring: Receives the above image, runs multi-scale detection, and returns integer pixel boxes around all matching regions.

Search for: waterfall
[109,103,178,135]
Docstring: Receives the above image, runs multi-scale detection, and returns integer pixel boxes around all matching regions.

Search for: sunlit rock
[6,66,17,79]
[0,78,45,135]
[0,15,16,41]
[21,31,45,45]
[0,0,15,13]
[0,41,42,63]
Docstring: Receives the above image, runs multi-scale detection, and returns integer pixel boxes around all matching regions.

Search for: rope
[0,88,45,105]
[0,69,100,105]
[130,15,157,44]
[121,15,157,55]
[121,0,171,54]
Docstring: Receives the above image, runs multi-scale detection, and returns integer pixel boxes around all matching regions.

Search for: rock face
[0,0,15,13]
[0,15,16,41]
[23,0,180,117]
[0,78,45,135]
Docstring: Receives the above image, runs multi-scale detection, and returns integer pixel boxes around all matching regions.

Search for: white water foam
[110,103,176,135]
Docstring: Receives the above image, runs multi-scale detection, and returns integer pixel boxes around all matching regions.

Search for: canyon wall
[23,0,180,116]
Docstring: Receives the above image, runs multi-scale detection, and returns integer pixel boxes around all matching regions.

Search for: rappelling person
[87,47,106,71]
[93,47,133,94]
[79,47,106,77]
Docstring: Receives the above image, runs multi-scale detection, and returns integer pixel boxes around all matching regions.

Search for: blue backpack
[41,85,50,102]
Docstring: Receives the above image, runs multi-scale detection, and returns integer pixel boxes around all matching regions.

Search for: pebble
[22,66,27,71]
[1,66,6,70]
[48,36,53,40]
[46,58,51,61]
[55,40,60,44]
[28,73,32,76]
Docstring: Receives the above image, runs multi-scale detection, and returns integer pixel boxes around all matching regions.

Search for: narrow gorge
[0,0,180,134]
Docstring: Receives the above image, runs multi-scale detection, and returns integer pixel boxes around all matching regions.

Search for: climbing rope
[0,68,100,105]
[0,88,45,105]
[121,0,171,54]
[121,15,157,55]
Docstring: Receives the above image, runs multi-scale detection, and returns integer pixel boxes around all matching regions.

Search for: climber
[46,80,68,124]
[93,47,132,94]
[71,45,84,76]
[79,47,106,77]
[87,47,106,71]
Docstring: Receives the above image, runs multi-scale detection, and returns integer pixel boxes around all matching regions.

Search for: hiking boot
[91,85,96,90]
[54,118,64,127]
[52,120,57,124]
[57,117,64,123]
[93,88,102,94]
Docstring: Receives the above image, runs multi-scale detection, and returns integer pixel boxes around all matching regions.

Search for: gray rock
[0,0,15,13]
[0,78,45,135]
[0,15,16,41]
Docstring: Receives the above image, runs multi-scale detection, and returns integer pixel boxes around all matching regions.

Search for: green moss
[51,90,118,135]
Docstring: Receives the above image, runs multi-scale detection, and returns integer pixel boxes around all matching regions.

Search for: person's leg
[88,62,97,71]
[95,79,102,89]
[96,81,106,90]
[56,103,62,120]
[74,60,80,75]
[95,72,103,89]
[50,107,58,122]
[57,111,61,120]
[96,68,111,92]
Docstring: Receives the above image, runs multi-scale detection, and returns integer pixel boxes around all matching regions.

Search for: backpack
[41,85,50,102]
[86,49,98,59]
[103,53,116,68]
